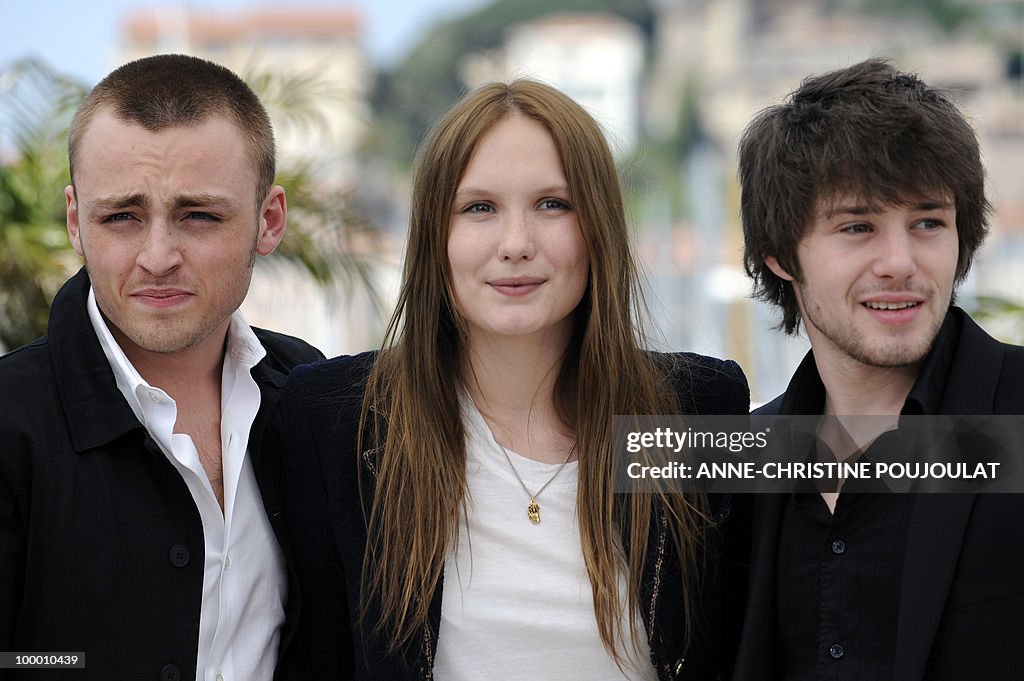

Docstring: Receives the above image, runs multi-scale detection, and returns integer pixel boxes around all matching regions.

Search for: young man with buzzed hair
[735,58,1024,680]
[0,54,322,680]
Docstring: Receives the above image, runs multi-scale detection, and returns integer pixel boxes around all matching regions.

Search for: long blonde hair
[360,79,706,662]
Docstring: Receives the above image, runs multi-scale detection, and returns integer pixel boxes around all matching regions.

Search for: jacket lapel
[893,494,974,681]
[894,309,1005,680]
[939,310,1004,415]
[247,360,288,468]
[49,269,147,452]
[246,358,292,539]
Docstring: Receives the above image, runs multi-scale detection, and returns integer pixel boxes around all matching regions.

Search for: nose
[136,221,184,276]
[497,211,535,261]
[870,228,917,281]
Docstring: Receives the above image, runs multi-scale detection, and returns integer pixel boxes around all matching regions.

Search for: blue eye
[539,198,571,211]
[464,202,494,214]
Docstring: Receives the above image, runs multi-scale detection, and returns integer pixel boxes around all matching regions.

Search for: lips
[489,276,545,297]
[132,288,194,308]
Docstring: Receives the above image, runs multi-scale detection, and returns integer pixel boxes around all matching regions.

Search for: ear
[255,185,287,256]
[66,185,85,257]
[765,255,796,282]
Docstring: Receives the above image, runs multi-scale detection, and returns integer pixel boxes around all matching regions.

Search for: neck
[813,347,917,514]
[117,323,229,403]
[817,352,920,417]
[463,333,575,463]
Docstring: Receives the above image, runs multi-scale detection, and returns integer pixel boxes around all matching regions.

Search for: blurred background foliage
[0,59,85,350]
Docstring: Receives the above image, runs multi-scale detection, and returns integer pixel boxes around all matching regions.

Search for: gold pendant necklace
[493,437,577,525]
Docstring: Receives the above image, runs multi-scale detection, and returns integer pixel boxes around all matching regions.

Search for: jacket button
[830,643,845,659]
[160,664,182,681]
[831,539,846,554]
[168,545,190,568]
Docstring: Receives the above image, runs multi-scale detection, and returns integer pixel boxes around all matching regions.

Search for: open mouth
[863,301,920,311]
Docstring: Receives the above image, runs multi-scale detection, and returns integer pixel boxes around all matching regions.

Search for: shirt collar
[86,286,266,423]
[901,310,960,415]
[778,351,828,415]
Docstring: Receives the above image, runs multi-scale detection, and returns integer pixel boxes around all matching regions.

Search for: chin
[854,338,933,369]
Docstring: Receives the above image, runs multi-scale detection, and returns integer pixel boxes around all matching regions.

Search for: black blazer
[734,308,1024,681]
[275,350,751,680]
[0,269,323,681]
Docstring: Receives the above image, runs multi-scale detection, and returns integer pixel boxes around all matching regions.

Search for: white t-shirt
[432,398,656,681]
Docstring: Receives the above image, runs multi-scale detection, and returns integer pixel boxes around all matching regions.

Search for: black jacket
[275,350,750,680]
[734,307,1024,681]
[0,269,323,681]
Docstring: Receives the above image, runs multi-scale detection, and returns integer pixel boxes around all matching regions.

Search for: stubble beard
[798,282,946,369]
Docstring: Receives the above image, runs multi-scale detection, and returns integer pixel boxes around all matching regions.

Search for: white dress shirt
[87,288,286,681]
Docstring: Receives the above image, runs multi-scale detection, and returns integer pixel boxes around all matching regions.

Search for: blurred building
[460,12,646,158]
[123,7,370,167]
[120,7,386,356]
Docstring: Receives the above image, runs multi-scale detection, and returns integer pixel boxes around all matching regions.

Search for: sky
[2,0,490,85]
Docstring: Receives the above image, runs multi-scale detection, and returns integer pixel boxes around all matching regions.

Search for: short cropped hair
[739,58,991,334]
[68,54,276,203]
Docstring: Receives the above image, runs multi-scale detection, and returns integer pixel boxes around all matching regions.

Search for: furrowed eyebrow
[171,193,238,211]
[86,193,239,218]
[89,193,148,214]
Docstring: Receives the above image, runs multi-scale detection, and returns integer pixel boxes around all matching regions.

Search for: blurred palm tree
[0,57,380,352]
[0,58,85,351]
[966,294,1024,345]
[245,63,383,302]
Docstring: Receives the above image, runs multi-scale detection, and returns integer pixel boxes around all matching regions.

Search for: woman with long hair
[277,79,749,680]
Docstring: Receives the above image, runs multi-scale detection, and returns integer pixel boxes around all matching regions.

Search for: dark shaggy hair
[739,58,991,334]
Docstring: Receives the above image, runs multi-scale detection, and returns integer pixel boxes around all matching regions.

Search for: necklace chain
[491,432,577,525]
